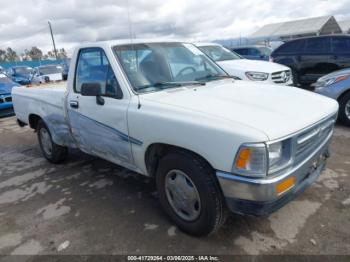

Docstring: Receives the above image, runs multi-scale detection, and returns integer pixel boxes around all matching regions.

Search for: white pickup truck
[12,39,338,236]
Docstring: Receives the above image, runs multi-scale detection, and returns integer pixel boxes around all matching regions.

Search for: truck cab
[12,40,338,236]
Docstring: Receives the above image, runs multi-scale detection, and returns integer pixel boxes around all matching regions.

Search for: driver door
[67,47,134,167]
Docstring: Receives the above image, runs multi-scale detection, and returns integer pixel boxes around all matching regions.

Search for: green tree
[27,46,43,60]
[21,49,30,61]
[57,48,67,59]
[47,50,56,59]
[0,49,6,62]
[5,47,18,61]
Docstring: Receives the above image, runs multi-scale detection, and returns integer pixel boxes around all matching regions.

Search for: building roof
[251,16,342,38]
[338,19,350,33]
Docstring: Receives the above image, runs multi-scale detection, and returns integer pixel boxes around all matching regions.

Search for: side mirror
[81,82,105,106]
[81,83,102,96]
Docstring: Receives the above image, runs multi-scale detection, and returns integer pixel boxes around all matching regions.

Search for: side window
[235,48,247,55]
[332,37,350,54]
[75,48,122,99]
[304,38,331,54]
[248,48,260,56]
[277,40,304,54]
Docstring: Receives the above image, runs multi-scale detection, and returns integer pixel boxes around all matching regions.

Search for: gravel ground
[0,116,349,256]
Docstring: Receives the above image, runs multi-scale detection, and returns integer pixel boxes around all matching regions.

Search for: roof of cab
[194,42,221,47]
[77,38,192,49]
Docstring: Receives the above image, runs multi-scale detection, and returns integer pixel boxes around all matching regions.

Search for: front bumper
[216,133,331,216]
[0,96,14,118]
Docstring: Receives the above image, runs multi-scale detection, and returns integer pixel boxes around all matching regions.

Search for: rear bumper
[216,134,331,216]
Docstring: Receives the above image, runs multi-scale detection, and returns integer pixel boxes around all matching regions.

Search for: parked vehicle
[231,45,272,61]
[12,40,338,236]
[0,73,20,117]
[7,66,34,85]
[271,35,350,87]
[313,68,350,126]
[196,43,293,85]
[32,65,64,84]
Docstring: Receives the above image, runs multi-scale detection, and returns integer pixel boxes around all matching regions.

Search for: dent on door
[69,109,142,167]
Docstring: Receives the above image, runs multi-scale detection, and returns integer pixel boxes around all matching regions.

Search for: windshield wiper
[195,74,234,81]
[137,81,205,91]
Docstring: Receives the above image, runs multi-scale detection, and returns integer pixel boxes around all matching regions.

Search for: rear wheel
[339,92,350,127]
[37,120,68,163]
[156,150,228,236]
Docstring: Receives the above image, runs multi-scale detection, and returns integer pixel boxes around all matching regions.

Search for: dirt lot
[0,116,349,256]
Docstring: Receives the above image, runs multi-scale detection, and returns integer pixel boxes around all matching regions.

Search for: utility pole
[48,21,58,60]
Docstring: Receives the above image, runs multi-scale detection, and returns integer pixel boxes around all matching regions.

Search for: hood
[142,79,338,141]
[0,82,18,94]
[218,59,290,75]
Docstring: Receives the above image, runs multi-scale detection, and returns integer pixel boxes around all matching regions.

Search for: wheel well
[337,89,350,103]
[28,114,42,130]
[144,143,213,177]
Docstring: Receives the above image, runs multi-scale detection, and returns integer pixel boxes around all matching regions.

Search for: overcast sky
[0,0,349,54]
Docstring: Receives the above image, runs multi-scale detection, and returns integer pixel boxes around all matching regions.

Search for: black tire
[339,92,350,127]
[156,150,228,236]
[37,120,68,163]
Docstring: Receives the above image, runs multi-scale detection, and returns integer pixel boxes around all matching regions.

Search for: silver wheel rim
[346,99,350,120]
[40,128,53,156]
[165,169,201,221]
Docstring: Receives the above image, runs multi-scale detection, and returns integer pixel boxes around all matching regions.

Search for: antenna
[126,0,133,43]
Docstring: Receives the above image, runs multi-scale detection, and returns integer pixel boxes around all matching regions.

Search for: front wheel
[156,150,227,236]
[339,92,350,127]
[37,120,68,163]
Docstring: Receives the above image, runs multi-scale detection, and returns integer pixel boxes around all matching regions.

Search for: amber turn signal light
[276,177,295,195]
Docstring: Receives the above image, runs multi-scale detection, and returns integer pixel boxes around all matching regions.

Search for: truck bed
[12,82,76,147]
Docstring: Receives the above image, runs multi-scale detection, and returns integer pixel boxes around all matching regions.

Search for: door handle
[69,100,79,109]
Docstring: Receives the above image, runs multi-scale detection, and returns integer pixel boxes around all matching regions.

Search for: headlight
[234,143,267,177]
[234,140,292,177]
[315,74,349,88]
[268,142,282,167]
[267,140,292,173]
[245,71,269,81]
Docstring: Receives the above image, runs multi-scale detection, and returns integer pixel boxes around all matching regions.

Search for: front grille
[5,97,12,102]
[271,70,291,84]
[294,116,335,163]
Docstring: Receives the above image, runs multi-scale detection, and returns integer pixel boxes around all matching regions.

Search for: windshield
[14,67,33,75]
[198,45,242,62]
[0,74,12,83]
[258,47,272,56]
[38,65,63,75]
[113,42,228,93]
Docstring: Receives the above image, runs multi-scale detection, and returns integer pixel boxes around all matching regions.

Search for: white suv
[196,42,293,86]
